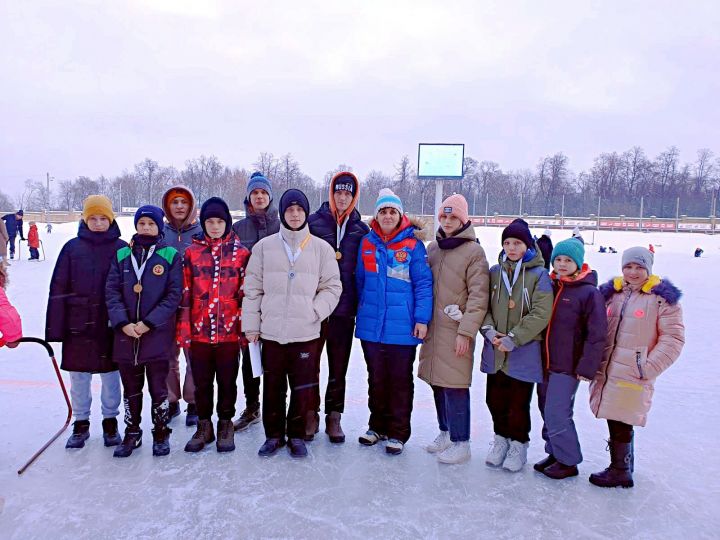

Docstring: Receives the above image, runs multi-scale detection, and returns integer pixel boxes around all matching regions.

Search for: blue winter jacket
[355,216,433,346]
[2,214,24,239]
[105,236,182,365]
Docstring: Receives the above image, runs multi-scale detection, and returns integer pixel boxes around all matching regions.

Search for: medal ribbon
[281,233,311,269]
[501,255,522,299]
[130,244,156,285]
[336,218,348,251]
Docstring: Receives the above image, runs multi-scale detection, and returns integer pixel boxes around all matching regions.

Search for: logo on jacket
[300,352,310,359]
[394,250,408,263]
[152,264,165,276]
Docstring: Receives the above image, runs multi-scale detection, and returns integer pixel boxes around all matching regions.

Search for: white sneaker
[358,430,387,446]
[502,440,528,472]
[385,438,404,455]
[425,431,452,454]
[437,441,471,464]
[485,434,509,467]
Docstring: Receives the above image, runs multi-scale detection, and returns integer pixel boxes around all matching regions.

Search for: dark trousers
[118,360,170,429]
[29,247,39,259]
[608,419,634,443]
[167,346,195,405]
[485,370,534,443]
[361,340,417,443]
[262,338,322,439]
[240,345,261,407]
[8,234,16,256]
[432,386,470,442]
[190,341,240,421]
[537,372,582,465]
[312,315,356,414]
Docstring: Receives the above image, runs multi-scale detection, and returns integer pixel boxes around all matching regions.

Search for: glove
[498,336,516,352]
[443,304,463,322]
[481,325,498,341]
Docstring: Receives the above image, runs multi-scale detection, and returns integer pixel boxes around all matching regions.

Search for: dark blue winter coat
[355,216,433,346]
[308,202,370,317]
[2,214,24,239]
[543,265,607,379]
[232,200,280,254]
[45,220,128,373]
[105,236,182,365]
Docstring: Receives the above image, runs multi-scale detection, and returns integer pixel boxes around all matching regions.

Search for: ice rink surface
[1,218,718,539]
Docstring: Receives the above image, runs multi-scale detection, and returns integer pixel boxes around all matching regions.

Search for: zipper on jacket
[544,281,564,370]
[635,350,645,379]
[598,288,633,408]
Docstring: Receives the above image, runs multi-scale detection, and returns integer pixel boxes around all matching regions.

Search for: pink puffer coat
[0,286,22,346]
[589,275,684,426]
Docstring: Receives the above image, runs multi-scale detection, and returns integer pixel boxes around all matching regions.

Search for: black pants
[8,234,16,256]
[262,338,322,439]
[485,370,534,443]
[118,360,170,429]
[29,247,39,259]
[361,340,417,443]
[312,315,356,414]
[190,342,240,421]
[240,345,261,407]
[608,419,634,443]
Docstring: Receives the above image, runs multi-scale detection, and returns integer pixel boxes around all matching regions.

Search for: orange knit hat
[82,195,114,223]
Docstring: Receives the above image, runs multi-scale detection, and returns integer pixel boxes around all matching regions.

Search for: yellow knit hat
[82,195,114,223]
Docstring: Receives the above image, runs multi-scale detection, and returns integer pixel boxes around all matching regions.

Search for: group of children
[0,186,686,489]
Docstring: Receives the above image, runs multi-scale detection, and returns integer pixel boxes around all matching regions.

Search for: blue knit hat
[551,238,585,269]
[247,171,273,201]
[134,205,165,235]
[375,188,403,217]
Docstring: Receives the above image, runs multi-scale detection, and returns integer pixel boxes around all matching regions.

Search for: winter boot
[185,403,199,427]
[542,461,579,479]
[184,419,215,453]
[65,420,90,449]
[358,430,387,446]
[425,431,451,454]
[288,438,308,458]
[485,434,510,467]
[589,439,634,488]
[385,438,404,455]
[102,418,122,447]
[233,403,260,432]
[152,425,172,457]
[258,438,286,457]
[325,411,345,444]
[168,402,181,422]
[437,441,471,464]
[113,428,142,458]
[216,419,235,453]
[304,410,320,442]
[502,440,528,472]
[533,454,557,472]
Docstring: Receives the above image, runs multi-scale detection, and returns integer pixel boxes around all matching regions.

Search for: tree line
[4,146,718,219]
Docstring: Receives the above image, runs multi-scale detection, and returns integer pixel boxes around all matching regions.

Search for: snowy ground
[0,218,718,539]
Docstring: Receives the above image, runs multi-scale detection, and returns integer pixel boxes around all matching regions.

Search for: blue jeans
[69,371,121,421]
[537,371,582,466]
[432,386,470,442]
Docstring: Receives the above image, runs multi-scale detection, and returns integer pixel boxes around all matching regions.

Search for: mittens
[443,304,463,322]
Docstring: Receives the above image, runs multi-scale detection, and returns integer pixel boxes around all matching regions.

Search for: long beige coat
[418,225,490,388]
[0,220,8,259]
[589,275,685,427]
[242,223,341,345]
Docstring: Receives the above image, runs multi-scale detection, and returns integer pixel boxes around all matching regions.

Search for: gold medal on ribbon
[133,283,143,294]
[508,298,516,309]
[335,251,342,260]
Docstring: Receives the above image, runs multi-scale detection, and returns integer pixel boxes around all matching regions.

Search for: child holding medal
[106,205,183,457]
[480,218,553,472]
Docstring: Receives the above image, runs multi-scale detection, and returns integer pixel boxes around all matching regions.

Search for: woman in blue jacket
[355,188,433,455]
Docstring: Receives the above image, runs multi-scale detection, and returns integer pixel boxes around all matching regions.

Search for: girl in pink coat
[589,247,684,488]
[0,257,22,348]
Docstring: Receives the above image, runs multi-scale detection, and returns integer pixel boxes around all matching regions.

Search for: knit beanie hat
[82,195,115,223]
[438,194,469,223]
[375,188,403,217]
[134,205,165,235]
[333,173,356,196]
[501,218,534,248]
[543,229,552,237]
[200,197,232,237]
[551,238,585,269]
[247,171,273,201]
[279,189,310,230]
[622,246,654,274]
[17,209,23,216]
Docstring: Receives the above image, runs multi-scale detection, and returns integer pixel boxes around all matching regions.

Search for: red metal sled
[8,337,73,474]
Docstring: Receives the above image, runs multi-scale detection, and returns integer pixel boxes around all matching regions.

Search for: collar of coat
[368,214,430,244]
[599,275,682,305]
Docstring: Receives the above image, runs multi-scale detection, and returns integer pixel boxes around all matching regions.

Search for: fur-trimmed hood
[599,275,682,305]
[367,214,431,242]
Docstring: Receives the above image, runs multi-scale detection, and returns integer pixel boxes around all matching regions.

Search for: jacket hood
[316,201,363,224]
[551,263,598,287]
[599,275,682,305]
[328,172,360,225]
[368,214,430,243]
[162,185,199,233]
[77,218,122,245]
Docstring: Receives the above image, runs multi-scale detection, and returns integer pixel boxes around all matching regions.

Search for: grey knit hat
[622,246,654,273]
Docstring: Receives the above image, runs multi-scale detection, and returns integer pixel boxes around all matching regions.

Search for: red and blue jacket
[355,216,433,346]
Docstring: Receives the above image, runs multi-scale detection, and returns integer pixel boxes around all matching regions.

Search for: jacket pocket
[66,297,89,334]
[635,347,648,379]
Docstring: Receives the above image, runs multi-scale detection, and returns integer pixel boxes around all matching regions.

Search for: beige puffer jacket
[0,220,8,258]
[418,224,490,388]
[242,223,341,344]
[589,275,685,427]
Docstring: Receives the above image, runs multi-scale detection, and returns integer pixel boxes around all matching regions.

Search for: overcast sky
[2,0,719,199]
